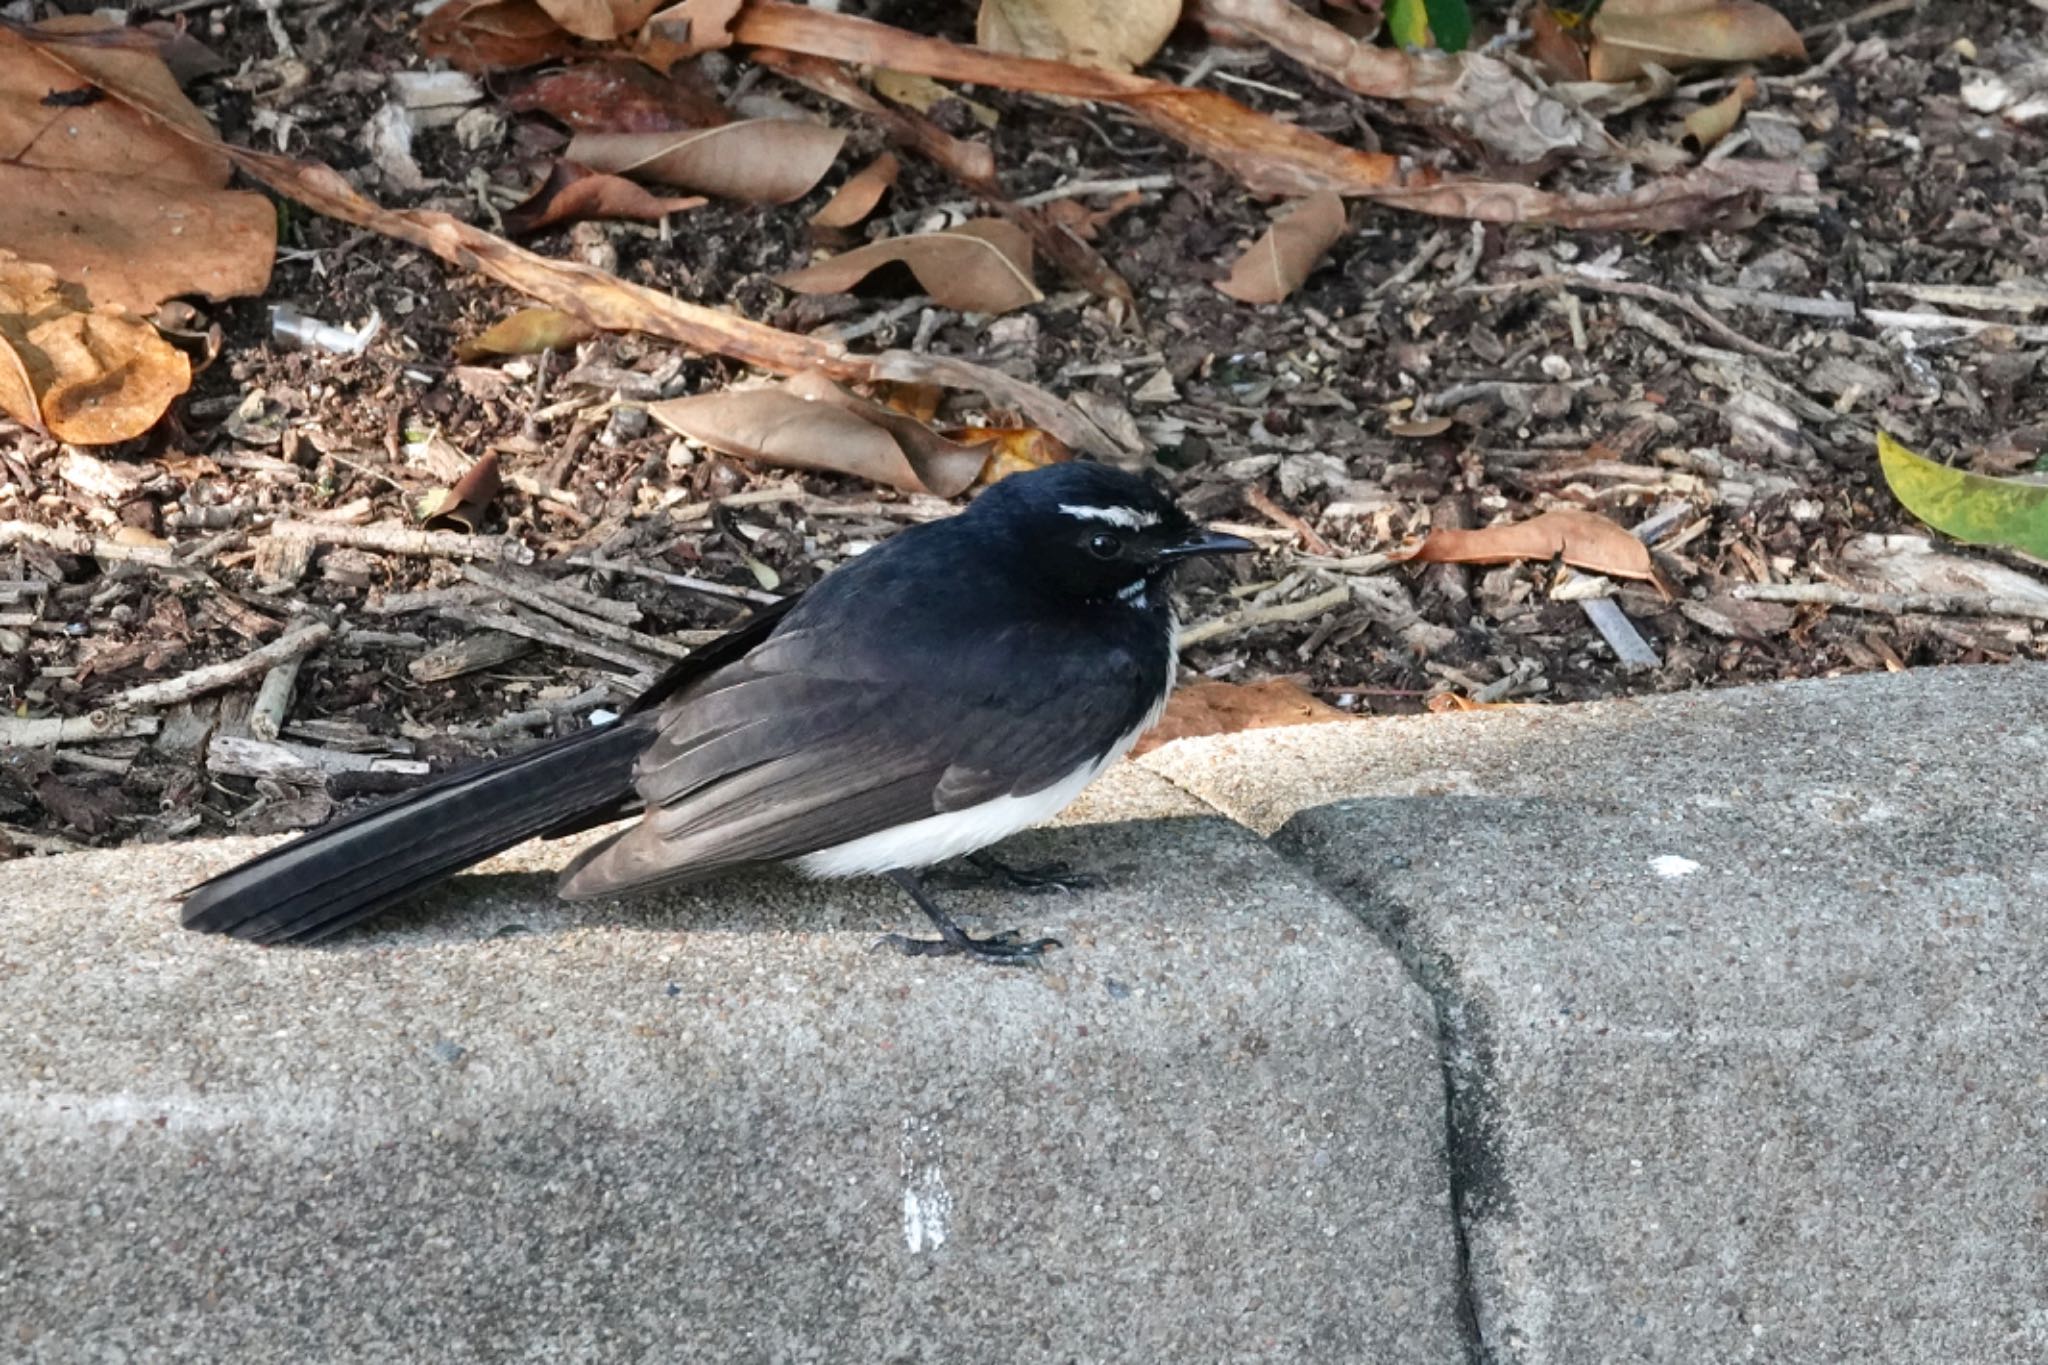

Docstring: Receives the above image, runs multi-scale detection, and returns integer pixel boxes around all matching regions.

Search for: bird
[178,462,1253,963]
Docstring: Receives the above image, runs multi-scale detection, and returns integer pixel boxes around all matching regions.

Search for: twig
[112,622,333,710]
[0,521,176,566]
[1469,271,1792,360]
[1015,174,1176,207]
[1178,585,1351,649]
[1868,282,2048,316]
[0,711,160,747]
[208,734,429,782]
[1693,283,1856,322]
[1292,551,1395,575]
[461,565,696,661]
[1579,597,1660,672]
[1243,484,1336,556]
[1800,0,1916,39]
[269,519,534,563]
[565,555,782,605]
[247,657,304,741]
[1731,583,2048,623]
[815,296,932,343]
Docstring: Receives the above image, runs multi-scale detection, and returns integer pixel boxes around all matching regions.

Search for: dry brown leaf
[1191,0,1609,164]
[811,152,901,229]
[498,58,732,132]
[1684,75,1756,148]
[948,426,1074,485]
[734,2,1801,225]
[1589,0,1804,83]
[1215,192,1347,305]
[456,308,601,361]
[777,220,1042,315]
[536,0,665,41]
[872,69,1001,127]
[419,450,504,532]
[565,121,847,203]
[0,252,190,445]
[637,0,742,68]
[1040,189,1143,241]
[419,0,578,72]
[1528,5,1591,83]
[1391,508,1660,584]
[650,372,988,496]
[0,164,274,315]
[0,20,273,313]
[977,0,1181,72]
[503,161,706,235]
[24,33,1129,460]
[1129,678,1351,758]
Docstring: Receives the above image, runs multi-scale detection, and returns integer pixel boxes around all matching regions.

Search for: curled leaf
[418,450,504,532]
[976,0,1180,72]
[1390,507,1664,586]
[0,251,190,445]
[565,120,847,203]
[1683,75,1755,149]
[536,0,665,41]
[1877,431,2048,560]
[777,219,1041,314]
[650,371,987,496]
[456,307,600,361]
[503,161,706,235]
[948,426,1074,485]
[810,152,901,229]
[1589,0,1804,83]
[636,0,742,68]
[1216,192,1347,305]
[419,0,577,72]
[498,58,731,132]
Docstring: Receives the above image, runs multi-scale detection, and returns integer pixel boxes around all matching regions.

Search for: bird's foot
[874,926,1062,965]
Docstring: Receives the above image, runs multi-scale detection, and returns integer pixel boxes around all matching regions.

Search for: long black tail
[180,721,648,945]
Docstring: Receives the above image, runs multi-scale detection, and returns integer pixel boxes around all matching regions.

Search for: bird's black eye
[1087,532,1123,560]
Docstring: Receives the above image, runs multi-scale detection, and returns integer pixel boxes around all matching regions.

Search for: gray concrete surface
[1264,665,2048,1363]
[0,809,1461,1363]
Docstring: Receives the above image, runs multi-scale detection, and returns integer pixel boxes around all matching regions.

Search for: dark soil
[3,0,2045,853]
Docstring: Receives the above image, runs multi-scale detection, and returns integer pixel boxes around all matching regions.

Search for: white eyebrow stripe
[1058,503,1160,530]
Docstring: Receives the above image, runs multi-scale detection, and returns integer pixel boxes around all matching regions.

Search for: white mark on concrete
[900,1116,952,1254]
[1649,855,1702,879]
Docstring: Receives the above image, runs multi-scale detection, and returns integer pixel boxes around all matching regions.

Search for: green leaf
[1424,0,1473,53]
[1877,431,2048,558]
[1385,0,1431,48]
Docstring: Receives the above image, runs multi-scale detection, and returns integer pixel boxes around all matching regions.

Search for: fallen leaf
[1877,432,2048,560]
[1391,507,1663,584]
[419,0,578,72]
[1683,75,1755,148]
[565,120,846,203]
[872,69,1001,127]
[1129,678,1352,758]
[498,57,731,132]
[777,220,1041,314]
[503,161,706,235]
[0,20,274,313]
[29,40,1128,460]
[1039,189,1143,241]
[650,372,988,496]
[976,0,1181,72]
[536,0,664,41]
[1527,5,1590,82]
[1425,693,1532,713]
[419,451,504,532]
[811,152,900,229]
[948,426,1074,484]
[637,0,742,69]
[0,251,190,445]
[456,308,600,361]
[1389,416,1454,438]
[1216,192,1347,304]
[1589,0,1804,83]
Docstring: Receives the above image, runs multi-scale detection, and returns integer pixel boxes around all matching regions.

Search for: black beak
[1156,528,1257,563]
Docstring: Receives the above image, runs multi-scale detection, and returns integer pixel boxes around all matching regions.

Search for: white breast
[790,675,1173,880]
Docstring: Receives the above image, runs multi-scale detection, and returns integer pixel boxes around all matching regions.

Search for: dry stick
[247,657,304,741]
[113,622,333,710]
[565,555,781,605]
[1469,272,1792,360]
[1731,583,2048,624]
[269,520,535,563]
[1178,586,1351,650]
[0,520,177,567]
[460,564,696,661]
[0,711,160,748]
[1244,484,1336,557]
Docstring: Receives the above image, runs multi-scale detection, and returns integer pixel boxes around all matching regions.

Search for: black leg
[877,870,1062,965]
[937,850,1102,895]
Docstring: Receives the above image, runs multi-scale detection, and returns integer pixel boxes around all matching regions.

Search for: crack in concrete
[1269,814,1512,1365]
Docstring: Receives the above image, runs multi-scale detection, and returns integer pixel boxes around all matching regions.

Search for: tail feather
[180,722,647,943]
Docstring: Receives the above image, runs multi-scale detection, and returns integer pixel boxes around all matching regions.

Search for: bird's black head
[965,462,1254,606]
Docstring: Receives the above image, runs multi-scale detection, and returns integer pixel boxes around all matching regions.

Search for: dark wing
[554,615,1146,899]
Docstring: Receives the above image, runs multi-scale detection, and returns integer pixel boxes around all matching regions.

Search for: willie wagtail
[179,463,1253,962]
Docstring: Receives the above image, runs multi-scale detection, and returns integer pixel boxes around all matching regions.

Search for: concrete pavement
[4,663,2045,1362]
